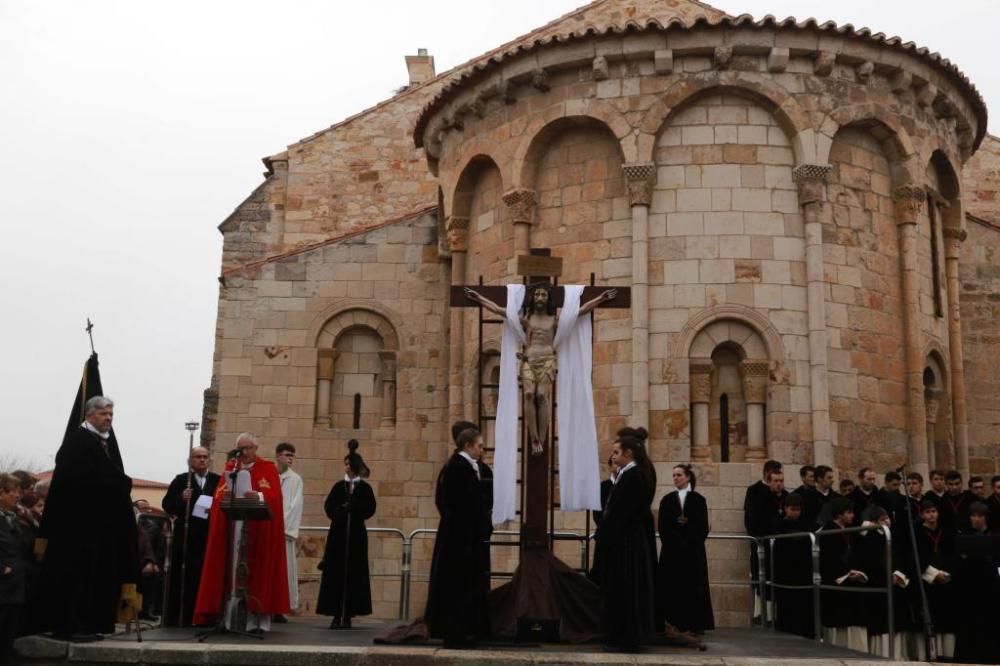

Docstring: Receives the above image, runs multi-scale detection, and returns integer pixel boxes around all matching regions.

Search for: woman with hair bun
[316,440,377,629]
[656,464,714,635]
[596,432,657,652]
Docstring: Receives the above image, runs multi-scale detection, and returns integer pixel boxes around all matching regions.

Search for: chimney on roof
[405,48,435,87]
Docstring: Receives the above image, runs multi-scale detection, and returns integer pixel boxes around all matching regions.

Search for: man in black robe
[743,460,782,617]
[855,505,915,656]
[37,396,139,642]
[424,425,491,648]
[847,467,878,526]
[803,465,839,528]
[792,465,815,496]
[988,475,1000,534]
[914,500,959,658]
[747,466,787,618]
[771,494,814,638]
[953,502,1000,663]
[818,498,867,650]
[876,471,904,519]
[161,446,220,627]
[940,470,974,534]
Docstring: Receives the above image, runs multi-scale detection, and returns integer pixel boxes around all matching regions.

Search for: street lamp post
[184,421,200,452]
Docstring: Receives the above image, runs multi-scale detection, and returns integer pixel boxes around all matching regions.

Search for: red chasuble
[193,457,290,624]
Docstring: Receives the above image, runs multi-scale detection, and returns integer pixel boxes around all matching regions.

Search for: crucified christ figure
[465,283,616,456]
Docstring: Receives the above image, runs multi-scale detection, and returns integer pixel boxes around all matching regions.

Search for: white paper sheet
[193,494,213,519]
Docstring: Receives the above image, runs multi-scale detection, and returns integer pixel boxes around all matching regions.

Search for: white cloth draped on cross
[491,284,601,525]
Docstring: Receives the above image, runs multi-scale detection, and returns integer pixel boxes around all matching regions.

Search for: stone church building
[203,0,1000,622]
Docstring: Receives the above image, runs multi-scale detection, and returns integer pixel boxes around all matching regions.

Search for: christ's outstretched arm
[464,288,507,317]
[579,288,617,316]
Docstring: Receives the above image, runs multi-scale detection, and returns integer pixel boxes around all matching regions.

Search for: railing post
[400,535,412,621]
[768,537,777,630]
[884,525,895,660]
[756,538,768,626]
[810,532,822,644]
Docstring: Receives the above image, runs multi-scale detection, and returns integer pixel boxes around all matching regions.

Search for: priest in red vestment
[193,433,290,631]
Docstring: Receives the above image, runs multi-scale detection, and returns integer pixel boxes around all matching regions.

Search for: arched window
[927,192,943,317]
[314,309,400,430]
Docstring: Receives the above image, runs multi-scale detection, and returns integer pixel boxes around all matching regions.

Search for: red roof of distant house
[35,470,169,488]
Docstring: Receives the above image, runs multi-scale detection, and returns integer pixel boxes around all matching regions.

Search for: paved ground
[14,618,888,664]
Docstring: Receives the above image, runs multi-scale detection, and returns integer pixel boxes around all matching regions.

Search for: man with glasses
[274,442,303,623]
[162,446,220,627]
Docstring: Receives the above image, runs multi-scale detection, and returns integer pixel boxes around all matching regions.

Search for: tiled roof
[274,0,727,157]
[413,13,988,151]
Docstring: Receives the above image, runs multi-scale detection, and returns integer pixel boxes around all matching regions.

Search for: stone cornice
[414,18,987,154]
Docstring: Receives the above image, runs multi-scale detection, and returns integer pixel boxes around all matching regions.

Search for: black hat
[345,439,370,478]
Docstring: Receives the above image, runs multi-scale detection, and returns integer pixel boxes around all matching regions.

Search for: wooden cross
[450,249,630,550]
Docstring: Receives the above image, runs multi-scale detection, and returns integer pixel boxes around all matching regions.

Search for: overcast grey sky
[1,1,994,482]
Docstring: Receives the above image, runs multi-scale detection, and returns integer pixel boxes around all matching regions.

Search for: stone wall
[959,135,1000,475]
[213,211,449,618]
[824,128,909,472]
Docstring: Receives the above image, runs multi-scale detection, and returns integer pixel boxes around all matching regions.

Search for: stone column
[315,349,337,426]
[943,227,970,479]
[924,387,940,470]
[690,362,713,462]
[741,360,770,462]
[793,164,834,466]
[503,188,536,254]
[623,163,655,429]
[894,185,929,479]
[447,216,470,424]
[379,351,397,426]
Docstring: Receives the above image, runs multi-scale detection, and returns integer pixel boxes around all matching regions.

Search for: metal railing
[163,521,895,659]
[758,524,896,659]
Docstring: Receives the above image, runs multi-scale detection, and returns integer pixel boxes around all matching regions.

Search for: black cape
[817,521,865,628]
[914,523,959,633]
[772,517,814,638]
[595,465,656,650]
[953,529,1000,663]
[38,426,138,636]
[588,477,615,583]
[855,525,917,635]
[316,479,377,618]
[423,453,491,643]
[656,489,713,633]
[161,471,221,626]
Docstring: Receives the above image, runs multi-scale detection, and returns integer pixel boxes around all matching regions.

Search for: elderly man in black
[162,446,220,627]
[38,396,139,642]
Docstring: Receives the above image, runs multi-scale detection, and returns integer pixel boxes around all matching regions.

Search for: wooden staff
[177,466,194,625]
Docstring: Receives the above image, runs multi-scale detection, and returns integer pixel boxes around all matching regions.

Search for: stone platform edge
[14,635,927,666]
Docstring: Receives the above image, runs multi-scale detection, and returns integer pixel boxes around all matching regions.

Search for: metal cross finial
[85,318,95,354]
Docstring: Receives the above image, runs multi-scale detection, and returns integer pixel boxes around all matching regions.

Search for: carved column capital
[447,216,469,252]
[793,163,832,205]
[502,188,537,224]
[317,349,338,380]
[622,162,656,207]
[378,350,397,375]
[943,226,967,259]
[740,359,770,404]
[893,185,926,225]
[924,387,941,425]
[689,361,713,403]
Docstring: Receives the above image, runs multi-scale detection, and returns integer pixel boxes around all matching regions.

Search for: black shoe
[272,614,288,623]
[342,617,352,629]
[249,627,265,635]
[329,618,341,629]
[138,612,159,622]
[602,645,623,653]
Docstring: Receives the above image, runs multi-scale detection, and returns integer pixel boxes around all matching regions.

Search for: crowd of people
[3,395,997,663]
[0,396,384,659]
[745,460,1000,663]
